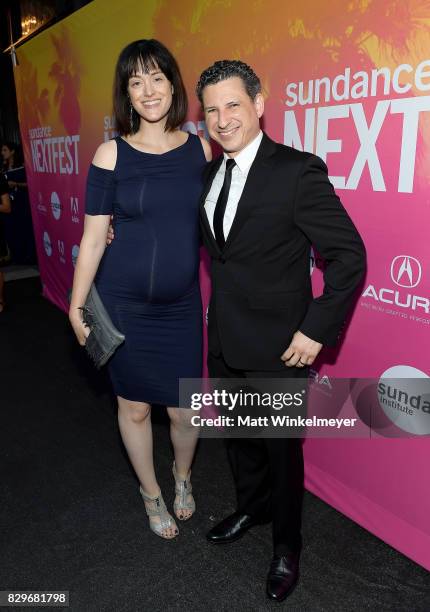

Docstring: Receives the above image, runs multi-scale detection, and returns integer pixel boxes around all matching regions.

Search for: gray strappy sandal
[139,487,178,539]
[172,462,196,521]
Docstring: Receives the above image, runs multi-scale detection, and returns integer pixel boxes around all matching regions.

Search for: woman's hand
[7,181,17,189]
[69,308,91,345]
[107,215,115,245]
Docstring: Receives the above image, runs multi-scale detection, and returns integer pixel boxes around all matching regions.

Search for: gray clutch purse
[78,284,125,369]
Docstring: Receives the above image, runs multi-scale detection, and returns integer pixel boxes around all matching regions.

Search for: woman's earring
[129,103,134,131]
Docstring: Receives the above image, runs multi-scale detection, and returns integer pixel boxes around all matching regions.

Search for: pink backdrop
[13,0,430,570]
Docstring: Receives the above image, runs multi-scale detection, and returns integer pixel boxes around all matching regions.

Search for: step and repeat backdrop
[13,0,430,569]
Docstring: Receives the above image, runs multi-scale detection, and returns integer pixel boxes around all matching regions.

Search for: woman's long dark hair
[113,39,188,136]
[2,142,23,169]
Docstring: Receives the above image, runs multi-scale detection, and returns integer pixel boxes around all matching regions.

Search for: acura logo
[390,255,421,288]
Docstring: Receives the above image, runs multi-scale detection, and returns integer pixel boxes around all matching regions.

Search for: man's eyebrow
[204,99,239,110]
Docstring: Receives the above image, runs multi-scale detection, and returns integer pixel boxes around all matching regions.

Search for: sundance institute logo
[71,245,79,267]
[43,231,52,257]
[51,191,62,220]
[377,365,430,435]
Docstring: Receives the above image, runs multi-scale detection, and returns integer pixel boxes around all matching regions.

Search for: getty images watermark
[189,388,356,431]
[179,376,430,438]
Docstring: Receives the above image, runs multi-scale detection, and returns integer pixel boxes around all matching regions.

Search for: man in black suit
[196,60,366,602]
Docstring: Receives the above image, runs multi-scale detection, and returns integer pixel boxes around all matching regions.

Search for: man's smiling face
[202,76,264,157]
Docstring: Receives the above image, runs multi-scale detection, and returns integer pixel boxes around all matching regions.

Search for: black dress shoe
[206,511,267,544]
[266,552,300,602]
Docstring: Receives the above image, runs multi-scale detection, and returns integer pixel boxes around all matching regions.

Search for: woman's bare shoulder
[92,139,117,170]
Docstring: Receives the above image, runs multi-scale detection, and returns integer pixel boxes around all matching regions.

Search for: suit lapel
[200,133,278,254]
[200,156,223,253]
[223,133,277,252]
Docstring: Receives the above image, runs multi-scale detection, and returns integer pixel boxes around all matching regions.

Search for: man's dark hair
[196,60,261,104]
[113,39,187,135]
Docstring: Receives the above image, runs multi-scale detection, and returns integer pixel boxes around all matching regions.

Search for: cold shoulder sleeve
[85,163,115,215]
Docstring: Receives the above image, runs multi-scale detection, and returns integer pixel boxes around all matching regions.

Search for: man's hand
[107,214,115,245]
[281,331,322,368]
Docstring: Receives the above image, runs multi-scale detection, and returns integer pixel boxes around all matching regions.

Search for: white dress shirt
[204,130,263,240]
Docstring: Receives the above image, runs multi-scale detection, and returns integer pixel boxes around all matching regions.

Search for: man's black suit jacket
[200,132,366,371]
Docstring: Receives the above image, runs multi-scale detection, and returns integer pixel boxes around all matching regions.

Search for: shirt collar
[223,130,263,174]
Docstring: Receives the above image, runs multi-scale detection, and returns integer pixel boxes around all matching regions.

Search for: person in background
[0,172,11,312]
[69,39,211,540]
[2,142,22,174]
[1,142,36,265]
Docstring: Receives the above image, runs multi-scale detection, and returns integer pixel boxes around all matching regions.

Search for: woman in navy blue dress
[69,40,211,539]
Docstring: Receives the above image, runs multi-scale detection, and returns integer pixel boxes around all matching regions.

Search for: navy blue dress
[85,134,206,406]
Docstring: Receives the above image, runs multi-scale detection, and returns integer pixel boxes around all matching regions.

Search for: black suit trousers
[207,351,305,555]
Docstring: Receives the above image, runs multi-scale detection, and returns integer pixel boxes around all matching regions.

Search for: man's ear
[254,92,264,118]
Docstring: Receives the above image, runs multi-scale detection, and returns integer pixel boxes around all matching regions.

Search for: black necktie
[213,158,236,249]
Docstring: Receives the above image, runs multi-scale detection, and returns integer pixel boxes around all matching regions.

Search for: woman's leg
[117,396,177,538]
[167,407,199,519]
